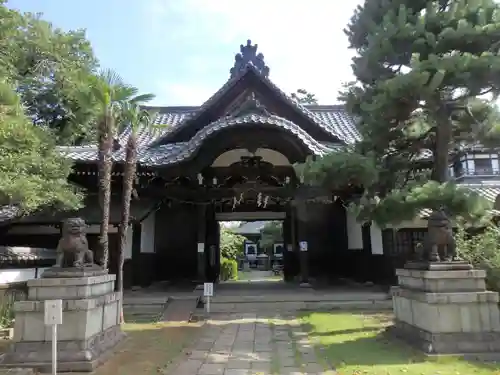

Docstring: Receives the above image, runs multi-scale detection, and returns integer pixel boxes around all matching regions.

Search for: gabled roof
[57,40,361,165]
[58,113,342,166]
[57,105,358,163]
[147,65,357,146]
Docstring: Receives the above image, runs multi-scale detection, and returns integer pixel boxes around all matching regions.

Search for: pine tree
[296,0,500,226]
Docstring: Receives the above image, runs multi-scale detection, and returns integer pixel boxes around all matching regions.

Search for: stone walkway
[169,312,335,375]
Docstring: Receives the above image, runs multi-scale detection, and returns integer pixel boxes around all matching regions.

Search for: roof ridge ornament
[229,40,270,78]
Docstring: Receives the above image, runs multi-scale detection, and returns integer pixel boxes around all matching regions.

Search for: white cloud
[145,0,363,105]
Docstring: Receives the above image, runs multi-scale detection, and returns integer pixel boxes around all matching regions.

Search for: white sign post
[299,241,308,252]
[197,242,205,253]
[44,299,63,375]
[203,282,214,314]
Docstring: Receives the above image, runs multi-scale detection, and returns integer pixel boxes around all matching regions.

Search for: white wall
[140,212,156,254]
[0,267,49,283]
[369,223,384,255]
[346,211,363,250]
[124,225,133,260]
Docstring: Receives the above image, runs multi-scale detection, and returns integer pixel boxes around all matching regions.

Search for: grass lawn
[301,311,500,375]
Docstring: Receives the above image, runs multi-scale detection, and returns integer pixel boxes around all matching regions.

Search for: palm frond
[118,102,154,134]
[99,68,125,88]
[131,93,156,104]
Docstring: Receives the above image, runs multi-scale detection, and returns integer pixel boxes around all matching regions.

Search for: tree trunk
[97,111,114,268]
[117,134,137,322]
[432,103,452,183]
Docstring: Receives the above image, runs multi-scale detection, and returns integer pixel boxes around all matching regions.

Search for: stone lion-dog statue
[421,209,456,262]
[55,217,95,268]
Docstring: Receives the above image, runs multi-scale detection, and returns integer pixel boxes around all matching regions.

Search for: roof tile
[0,246,57,262]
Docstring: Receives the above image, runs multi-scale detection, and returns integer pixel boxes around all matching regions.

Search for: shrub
[220,257,238,281]
[456,221,500,292]
[0,291,15,328]
[219,228,245,260]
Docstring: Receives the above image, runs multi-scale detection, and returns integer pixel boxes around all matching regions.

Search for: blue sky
[6,0,362,106]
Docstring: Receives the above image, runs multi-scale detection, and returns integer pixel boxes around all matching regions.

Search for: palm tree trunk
[118,134,137,322]
[97,110,114,268]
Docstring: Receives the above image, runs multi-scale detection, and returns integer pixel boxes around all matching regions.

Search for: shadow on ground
[94,321,203,375]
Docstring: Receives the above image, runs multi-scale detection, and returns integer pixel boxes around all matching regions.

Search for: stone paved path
[169,312,335,375]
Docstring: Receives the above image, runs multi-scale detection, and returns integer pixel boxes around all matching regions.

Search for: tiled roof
[0,247,57,263]
[0,206,21,224]
[232,221,267,235]
[308,105,361,144]
[141,114,336,166]
[464,184,500,202]
[118,106,198,148]
[58,113,343,165]
[57,145,99,162]
[149,65,357,146]
[58,65,362,165]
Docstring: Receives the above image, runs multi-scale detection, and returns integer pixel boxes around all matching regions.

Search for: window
[273,243,284,255]
[384,229,426,257]
[245,243,256,255]
[474,158,493,175]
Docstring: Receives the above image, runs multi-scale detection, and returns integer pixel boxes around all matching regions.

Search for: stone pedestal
[389,262,500,357]
[0,267,125,372]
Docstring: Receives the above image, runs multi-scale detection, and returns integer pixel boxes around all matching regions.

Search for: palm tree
[116,102,154,298]
[87,70,154,269]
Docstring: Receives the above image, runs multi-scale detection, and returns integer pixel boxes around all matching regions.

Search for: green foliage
[294,149,379,191]
[353,181,491,226]
[220,257,238,281]
[0,3,99,144]
[219,227,246,260]
[0,79,82,212]
[456,221,500,292]
[259,221,283,250]
[290,88,318,104]
[344,0,500,176]
[296,0,500,226]
[0,290,15,329]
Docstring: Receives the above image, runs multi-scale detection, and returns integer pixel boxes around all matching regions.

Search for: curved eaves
[140,114,336,166]
[149,64,347,146]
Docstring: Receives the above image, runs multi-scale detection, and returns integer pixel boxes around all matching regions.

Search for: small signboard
[44,299,62,375]
[44,299,63,326]
[299,241,308,252]
[197,242,205,253]
[203,282,214,297]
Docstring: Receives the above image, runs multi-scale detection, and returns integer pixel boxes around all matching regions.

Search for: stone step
[200,299,393,313]
[123,296,169,323]
[123,304,166,313]
[206,292,390,304]
[162,297,200,322]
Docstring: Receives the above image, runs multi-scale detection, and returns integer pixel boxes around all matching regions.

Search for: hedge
[220,257,238,281]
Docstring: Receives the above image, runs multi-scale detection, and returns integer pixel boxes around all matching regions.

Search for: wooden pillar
[283,207,291,282]
[295,200,310,285]
[196,205,207,282]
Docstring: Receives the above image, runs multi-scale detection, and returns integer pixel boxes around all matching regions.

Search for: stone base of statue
[387,261,500,358]
[0,266,125,372]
